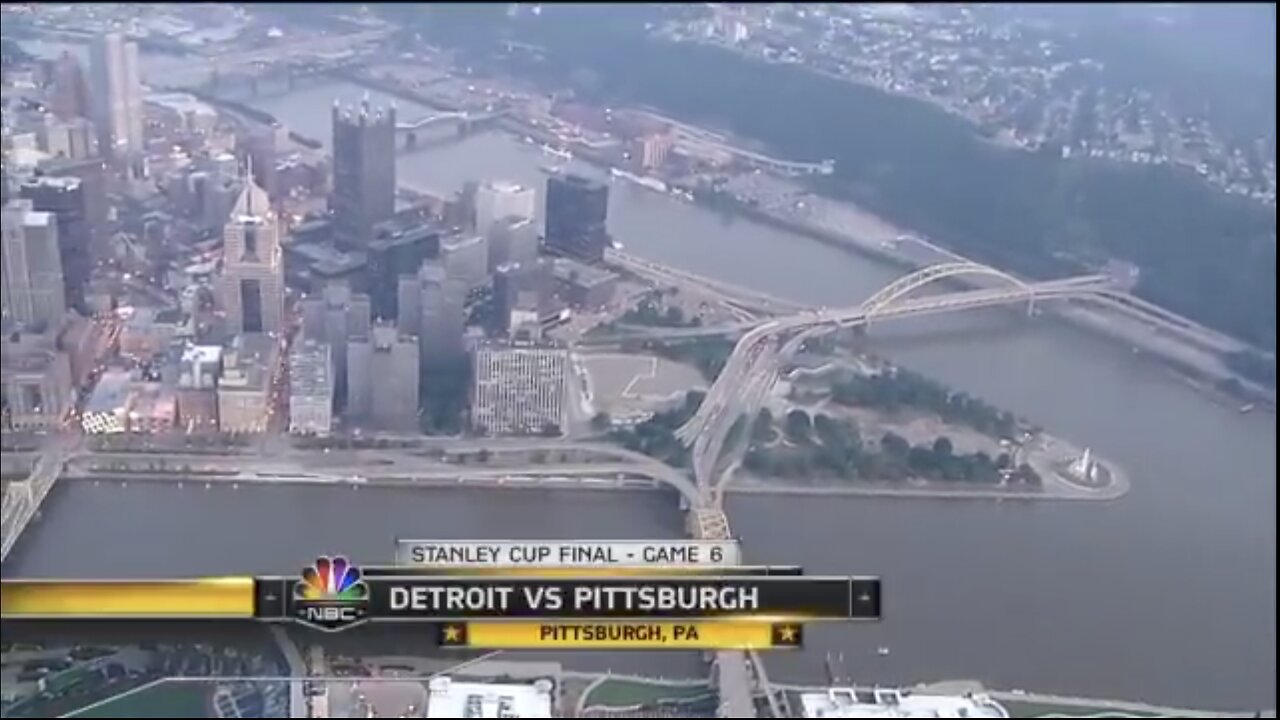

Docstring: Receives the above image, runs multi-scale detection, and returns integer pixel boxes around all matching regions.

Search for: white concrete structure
[89,32,144,158]
[1069,447,1100,483]
[425,677,554,719]
[289,340,333,436]
[798,687,1008,718]
[487,215,538,271]
[472,343,568,436]
[441,232,489,292]
[474,180,536,236]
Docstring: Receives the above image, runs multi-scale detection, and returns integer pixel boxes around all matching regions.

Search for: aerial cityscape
[0,3,1275,719]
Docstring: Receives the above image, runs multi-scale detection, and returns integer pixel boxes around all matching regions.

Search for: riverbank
[309,68,1270,407]
[353,50,1272,406]
[692,189,1275,407]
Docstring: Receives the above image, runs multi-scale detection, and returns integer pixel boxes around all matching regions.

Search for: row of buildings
[4,52,619,439]
[3,31,153,431]
[270,99,619,437]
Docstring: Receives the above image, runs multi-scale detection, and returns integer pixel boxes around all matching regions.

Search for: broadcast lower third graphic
[439,623,469,647]
[771,622,803,647]
[293,555,371,631]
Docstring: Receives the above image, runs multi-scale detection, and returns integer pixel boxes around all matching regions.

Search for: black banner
[279,576,880,621]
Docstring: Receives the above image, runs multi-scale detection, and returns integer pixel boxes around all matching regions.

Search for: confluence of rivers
[5,59,1276,709]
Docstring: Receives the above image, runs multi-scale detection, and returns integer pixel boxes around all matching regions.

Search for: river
[8,76,1276,710]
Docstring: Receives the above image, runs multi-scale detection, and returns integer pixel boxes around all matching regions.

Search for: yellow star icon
[777,625,798,643]
[442,624,463,644]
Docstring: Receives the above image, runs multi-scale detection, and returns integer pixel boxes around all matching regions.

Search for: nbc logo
[293,556,370,631]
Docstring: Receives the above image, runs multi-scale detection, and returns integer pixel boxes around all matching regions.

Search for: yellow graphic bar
[445,621,802,650]
[0,579,256,618]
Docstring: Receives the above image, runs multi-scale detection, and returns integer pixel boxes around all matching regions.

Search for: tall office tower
[89,33,144,160]
[50,51,91,121]
[41,157,108,257]
[366,221,438,321]
[19,176,91,312]
[2,199,66,330]
[544,173,609,262]
[474,181,536,236]
[440,232,488,292]
[416,262,467,367]
[299,282,371,408]
[491,260,549,335]
[331,98,396,250]
[218,173,283,336]
[396,274,422,338]
[346,324,419,431]
[471,342,568,436]
[240,124,284,202]
[487,215,538,271]
[289,339,334,436]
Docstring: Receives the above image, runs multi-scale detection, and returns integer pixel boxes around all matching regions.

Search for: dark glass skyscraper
[331,99,396,251]
[544,174,609,262]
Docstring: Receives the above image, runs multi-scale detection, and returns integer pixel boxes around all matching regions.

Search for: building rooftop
[85,370,134,414]
[219,334,274,392]
[126,383,177,423]
[550,257,618,288]
[286,242,367,275]
[124,307,184,330]
[20,174,81,191]
[485,180,533,194]
[290,341,332,397]
[798,687,1008,719]
[425,677,554,719]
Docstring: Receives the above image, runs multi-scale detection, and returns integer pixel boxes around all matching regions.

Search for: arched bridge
[857,261,1032,323]
[676,264,1113,473]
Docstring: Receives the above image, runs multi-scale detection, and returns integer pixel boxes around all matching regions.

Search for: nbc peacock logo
[293,556,370,631]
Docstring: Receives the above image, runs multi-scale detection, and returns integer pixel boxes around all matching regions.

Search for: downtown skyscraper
[544,173,609,262]
[331,98,396,250]
[218,172,283,336]
[89,33,144,160]
[1,199,66,330]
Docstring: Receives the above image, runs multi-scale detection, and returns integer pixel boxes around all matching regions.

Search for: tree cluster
[634,338,735,381]
[829,369,1018,439]
[420,6,1276,352]
[744,408,1040,486]
[606,390,705,467]
[620,300,702,329]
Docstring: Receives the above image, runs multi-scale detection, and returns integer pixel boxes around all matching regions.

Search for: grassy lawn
[583,679,713,708]
[66,682,211,718]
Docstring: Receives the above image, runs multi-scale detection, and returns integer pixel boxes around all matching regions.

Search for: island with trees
[742,406,1042,487]
[728,357,1130,496]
